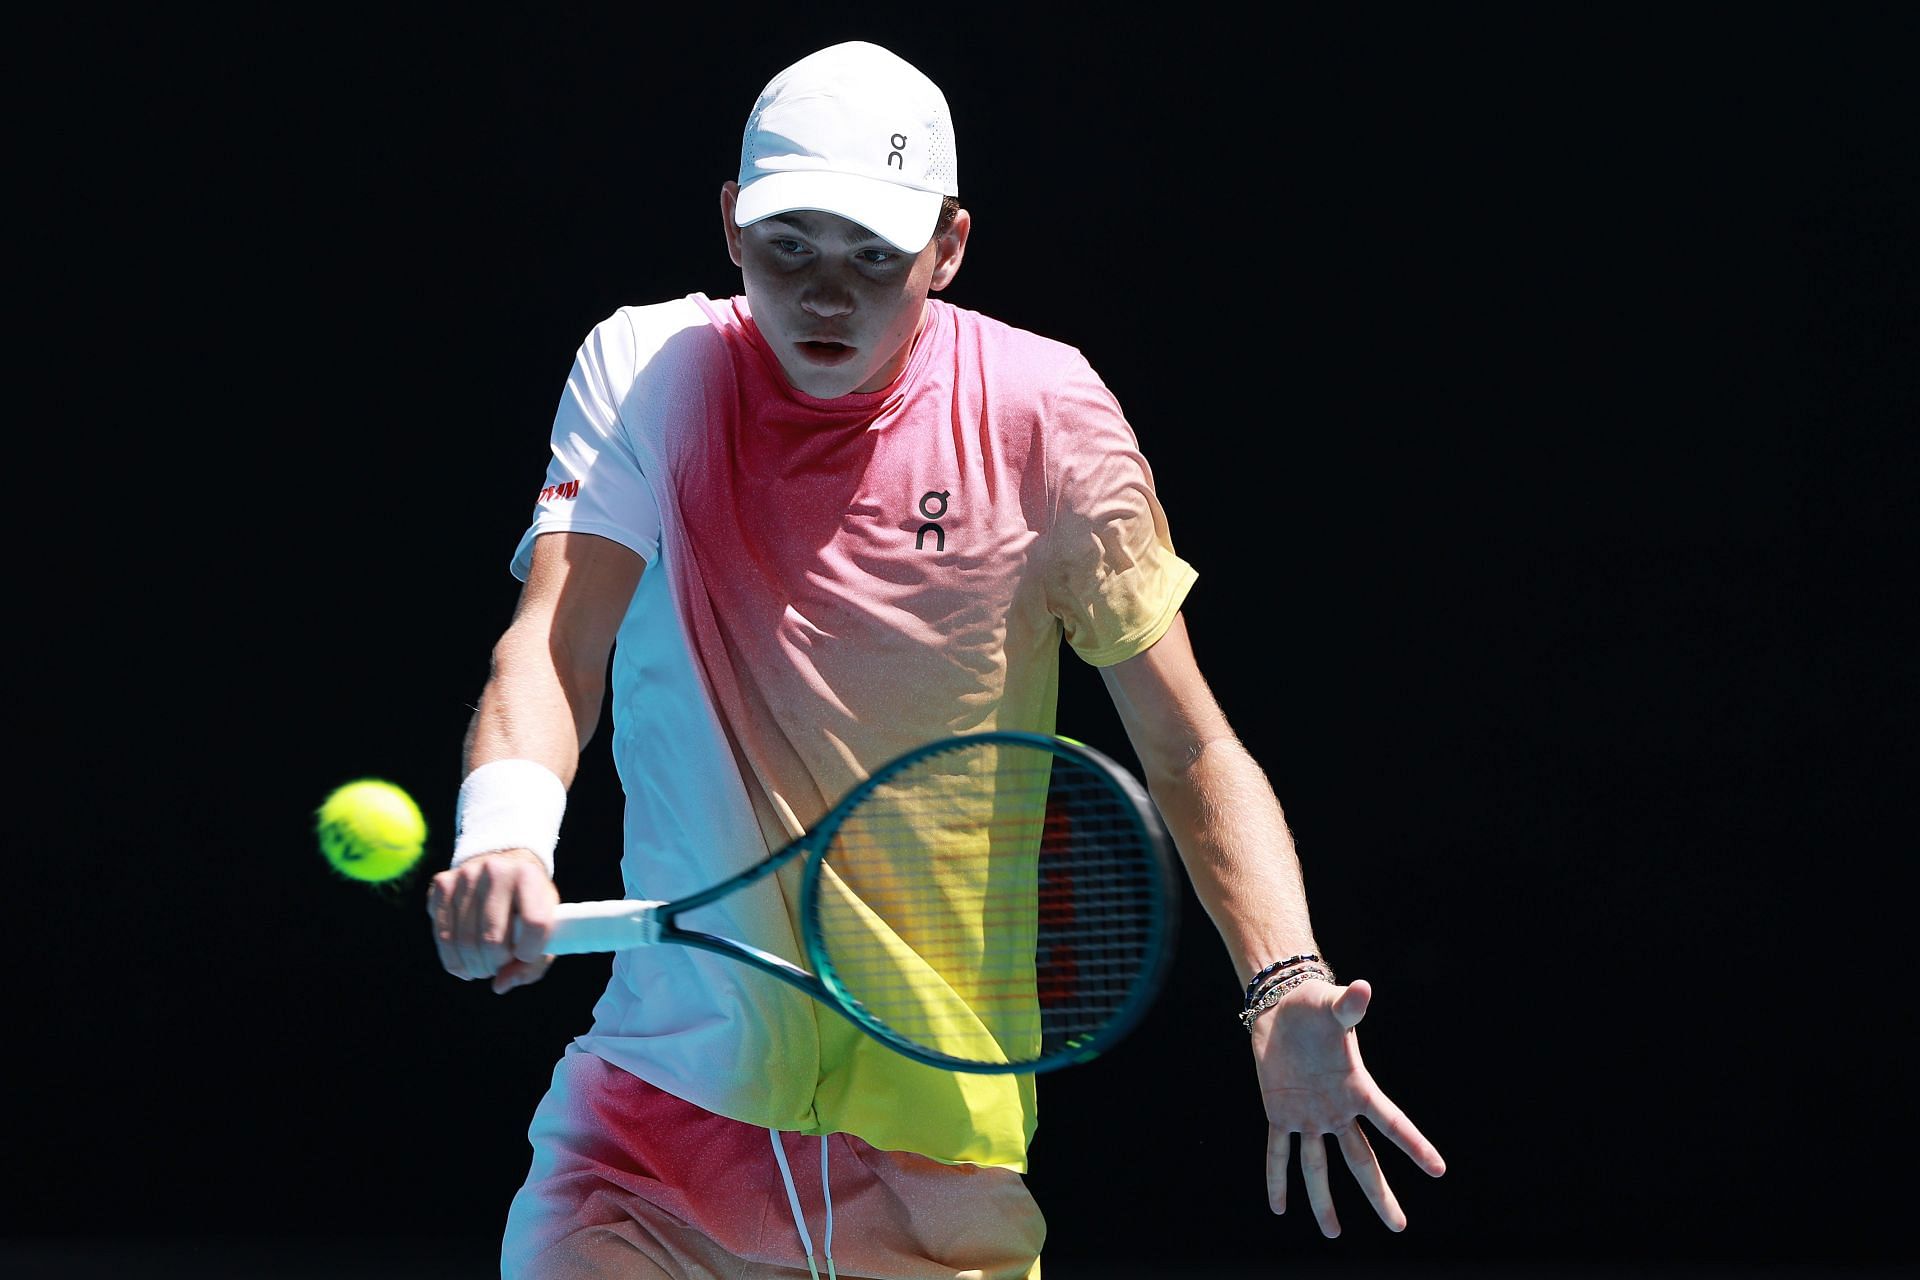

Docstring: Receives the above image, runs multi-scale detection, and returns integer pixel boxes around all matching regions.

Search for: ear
[927,207,970,292]
[720,181,744,268]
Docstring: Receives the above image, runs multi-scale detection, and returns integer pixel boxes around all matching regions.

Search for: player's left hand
[1250,978,1446,1236]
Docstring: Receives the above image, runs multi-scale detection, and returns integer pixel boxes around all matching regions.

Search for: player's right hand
[427,849,560,993]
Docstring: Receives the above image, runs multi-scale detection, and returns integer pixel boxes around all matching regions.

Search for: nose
[799,274,855,320]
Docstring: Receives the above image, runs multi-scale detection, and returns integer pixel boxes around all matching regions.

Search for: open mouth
[797,340,856,365]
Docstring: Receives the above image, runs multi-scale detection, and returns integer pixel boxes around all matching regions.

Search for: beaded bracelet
[1246,961,1333,1002]
[1247,962,1333,1001]
[1239,969,1334,1031]
[1244,954,1325,1003]
[1238,958,1336,1033]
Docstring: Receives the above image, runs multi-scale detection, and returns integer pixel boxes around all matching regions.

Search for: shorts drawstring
[770,1129,837,1280]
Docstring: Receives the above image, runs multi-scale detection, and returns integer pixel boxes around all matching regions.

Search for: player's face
[722,182,968,398]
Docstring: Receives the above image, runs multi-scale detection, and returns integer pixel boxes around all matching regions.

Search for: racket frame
[552,730,1180,1075]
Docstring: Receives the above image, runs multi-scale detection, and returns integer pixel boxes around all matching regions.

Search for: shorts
[502,1047,1047,1279]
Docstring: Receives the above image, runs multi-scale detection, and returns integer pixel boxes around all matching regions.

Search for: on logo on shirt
[915,490,949,551]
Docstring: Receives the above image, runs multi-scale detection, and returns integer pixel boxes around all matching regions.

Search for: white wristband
[451,759,567,878]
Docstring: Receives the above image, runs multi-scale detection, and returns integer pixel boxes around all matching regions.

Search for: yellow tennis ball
[316,778,427,883]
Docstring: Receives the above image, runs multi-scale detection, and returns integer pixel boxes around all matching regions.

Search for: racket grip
[543,899,667,954]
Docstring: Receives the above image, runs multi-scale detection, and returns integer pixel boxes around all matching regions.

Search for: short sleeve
[1040,355,1198,666]
[509,311,664,581]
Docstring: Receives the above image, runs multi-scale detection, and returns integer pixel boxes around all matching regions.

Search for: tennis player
[428,39,1445,1279]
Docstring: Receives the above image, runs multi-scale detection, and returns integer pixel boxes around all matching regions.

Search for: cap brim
[734,171,942,252]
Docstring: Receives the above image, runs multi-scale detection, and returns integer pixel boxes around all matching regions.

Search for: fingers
[1368,1091,1449,1178]
[1265,1126,1291,1215]
[1275,1119,1427,1237]
[1298,1131,1341,1238]
[491,955,555,994]
[426,868,492,979]
[455,865,508,977]
[511,892,557,963]
[1335,1121,1406,1232]
[425,852,556,986]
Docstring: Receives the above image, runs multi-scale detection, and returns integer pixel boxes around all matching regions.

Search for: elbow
[1140,731,1246,791]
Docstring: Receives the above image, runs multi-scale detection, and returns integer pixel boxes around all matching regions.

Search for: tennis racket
[540,731,1178,1074]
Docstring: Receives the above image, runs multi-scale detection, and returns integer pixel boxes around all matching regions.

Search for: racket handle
[543,899,667,954]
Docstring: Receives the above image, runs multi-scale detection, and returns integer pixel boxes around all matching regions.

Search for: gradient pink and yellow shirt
[509,293,1196,1171]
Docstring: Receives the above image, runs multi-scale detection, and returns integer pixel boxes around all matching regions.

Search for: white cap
[734,41,959,252]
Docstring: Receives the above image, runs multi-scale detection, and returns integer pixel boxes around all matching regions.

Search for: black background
[13,5,1916,1277]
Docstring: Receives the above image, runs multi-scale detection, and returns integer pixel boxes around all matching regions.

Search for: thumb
[491,955,553,994]
[1333,977,1372,1030]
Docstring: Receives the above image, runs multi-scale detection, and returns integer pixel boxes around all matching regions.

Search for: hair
[935,195,961,236]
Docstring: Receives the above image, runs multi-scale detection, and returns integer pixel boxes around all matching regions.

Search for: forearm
[1143,734,1321,988]
[461,619,607,786]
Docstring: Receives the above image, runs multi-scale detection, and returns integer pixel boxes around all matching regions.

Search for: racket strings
[812,745,1164,1066]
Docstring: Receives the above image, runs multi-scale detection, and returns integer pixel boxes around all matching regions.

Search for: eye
[855,248,901,267]
[770,237,809,256]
